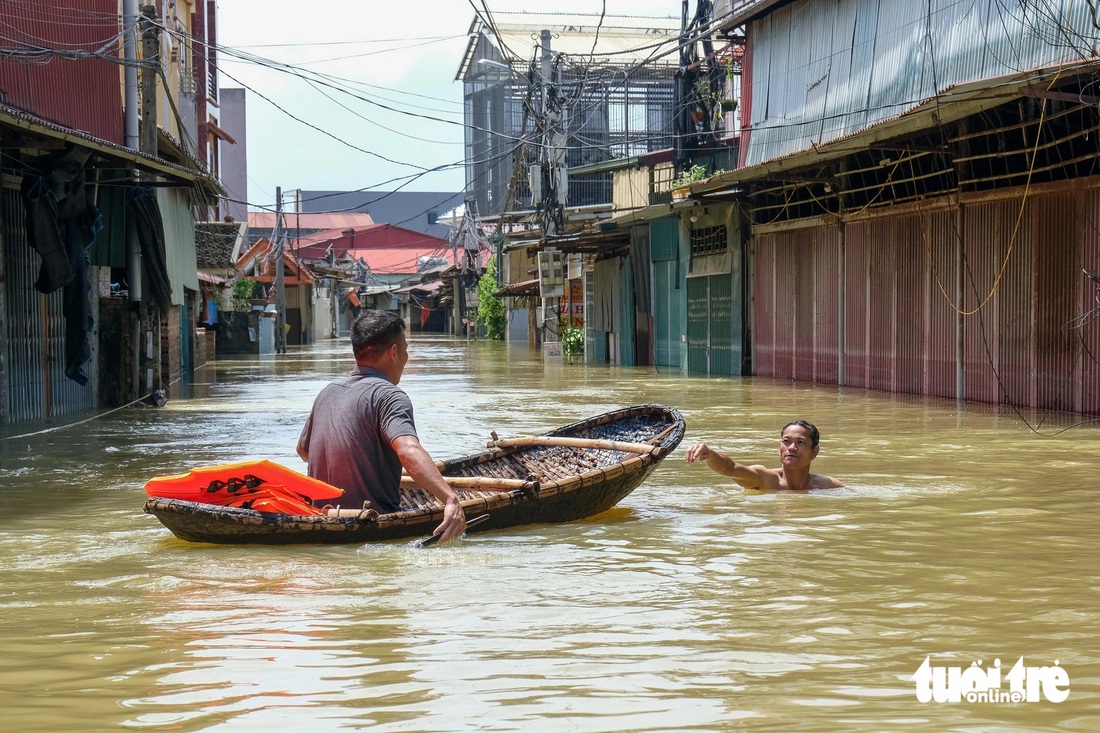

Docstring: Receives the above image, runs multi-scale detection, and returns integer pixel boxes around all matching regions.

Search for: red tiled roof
[236,238,316,284]
[294,223,449,260]
[341,247,454,275]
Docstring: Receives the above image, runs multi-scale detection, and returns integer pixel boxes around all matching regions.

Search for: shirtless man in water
[684,420,844,491]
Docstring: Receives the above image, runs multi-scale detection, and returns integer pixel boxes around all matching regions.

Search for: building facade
[691,0,1100,415]
[0,1,224,425]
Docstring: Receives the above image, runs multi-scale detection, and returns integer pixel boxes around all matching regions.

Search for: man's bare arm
[392,435,467,543]
[685,442,774,489]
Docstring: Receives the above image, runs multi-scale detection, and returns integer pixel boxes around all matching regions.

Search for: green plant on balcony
[671,164,709,189]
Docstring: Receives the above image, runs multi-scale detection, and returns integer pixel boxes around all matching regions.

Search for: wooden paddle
[418,513,490,547]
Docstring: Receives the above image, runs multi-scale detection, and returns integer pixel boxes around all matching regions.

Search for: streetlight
[477,58,512,73]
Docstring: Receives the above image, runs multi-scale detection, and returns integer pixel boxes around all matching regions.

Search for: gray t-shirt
[298,366,417,513]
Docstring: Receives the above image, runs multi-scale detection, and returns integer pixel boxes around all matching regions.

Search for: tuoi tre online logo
[913,656,1069,703]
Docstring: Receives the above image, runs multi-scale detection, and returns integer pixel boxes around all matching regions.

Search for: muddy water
[0,336,1097,732]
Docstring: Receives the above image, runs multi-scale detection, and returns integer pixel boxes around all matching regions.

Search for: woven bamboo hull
[143,404,686,545]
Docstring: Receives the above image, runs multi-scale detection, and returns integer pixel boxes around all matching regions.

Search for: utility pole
[537,29,566,238]
[122,1,139,151]
[139,5,159,156]
[535,30,565,349]
[273,187,287,354]
[674,0,691,171]
[123,0,141,401]
[136,4,160,397]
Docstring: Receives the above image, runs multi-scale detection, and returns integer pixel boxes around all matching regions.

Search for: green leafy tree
[231,278,256,312]
[477,257,507,339]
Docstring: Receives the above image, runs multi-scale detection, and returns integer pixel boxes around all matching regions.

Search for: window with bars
[690,225,727,256]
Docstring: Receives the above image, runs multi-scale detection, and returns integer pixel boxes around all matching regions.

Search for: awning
[0,104,217,187]
[207,119,236,144]
[393,280,445,294]
[538,227,631,254]
[197,271,227,285]
[493,278,539,297]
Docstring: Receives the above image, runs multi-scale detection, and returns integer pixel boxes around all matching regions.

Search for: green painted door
[686,277,708,373]
[650,218,681,369]
[709,274,735,375]
[685,274,738,375]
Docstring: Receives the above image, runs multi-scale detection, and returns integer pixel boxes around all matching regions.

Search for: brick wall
[161,306,181,386]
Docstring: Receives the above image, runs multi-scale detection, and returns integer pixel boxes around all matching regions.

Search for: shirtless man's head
[782,420,819,447]
[779,421,820,472]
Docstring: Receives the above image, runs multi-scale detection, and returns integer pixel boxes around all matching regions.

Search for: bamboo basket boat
[143,404,686,545]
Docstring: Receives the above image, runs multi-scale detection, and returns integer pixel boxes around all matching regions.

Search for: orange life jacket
[145,460,344,515]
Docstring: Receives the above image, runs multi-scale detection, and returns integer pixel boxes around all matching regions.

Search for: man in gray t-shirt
[298,366,415,513]
[297,311,467,543]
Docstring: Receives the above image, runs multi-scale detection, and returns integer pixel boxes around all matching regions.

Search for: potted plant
[670,164,708,201]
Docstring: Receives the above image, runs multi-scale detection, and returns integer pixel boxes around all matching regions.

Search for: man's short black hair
[351,310,405,360]
[782,420,820,448]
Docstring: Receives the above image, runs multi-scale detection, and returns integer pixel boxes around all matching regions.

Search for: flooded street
[0,335,1097,732]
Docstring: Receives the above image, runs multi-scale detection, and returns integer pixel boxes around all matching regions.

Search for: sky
[217,1,683,211]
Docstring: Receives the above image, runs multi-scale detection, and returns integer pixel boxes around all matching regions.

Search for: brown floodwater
[0,335,1097,731]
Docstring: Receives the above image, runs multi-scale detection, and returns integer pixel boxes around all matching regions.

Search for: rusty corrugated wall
[753,226,840,384]
[1081,189,1100,416]
[958,192,1088,412]
[753,228,776,376]
[1,187,97,423]
[812,229,841,384]
[924,208,959,400]
[753,183,1100,415]
[0,0,123,144]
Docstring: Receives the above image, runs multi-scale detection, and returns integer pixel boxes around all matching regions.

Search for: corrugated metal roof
[294,224,447,259]
[694,58,1097,196]
[197,271,227,285]
[743,0,1100,167]
[457,12,681,79]
[0,105,214,184]
[393,280,445,294]
[493,278,540,298]
[0,0,123,144]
